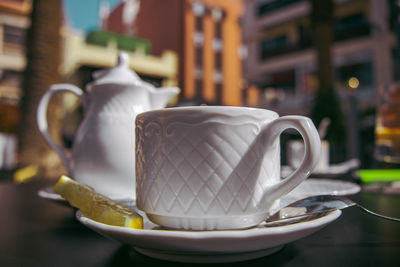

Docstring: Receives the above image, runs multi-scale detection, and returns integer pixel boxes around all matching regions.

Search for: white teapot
[37,52,180,199]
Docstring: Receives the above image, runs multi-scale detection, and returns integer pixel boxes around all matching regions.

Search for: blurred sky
[63,0,123,34]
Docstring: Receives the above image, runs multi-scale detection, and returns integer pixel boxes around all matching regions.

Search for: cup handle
[261,116,321,205]
[36,84,85,172]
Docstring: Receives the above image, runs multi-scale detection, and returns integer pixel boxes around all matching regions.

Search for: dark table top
[1,176,400,267]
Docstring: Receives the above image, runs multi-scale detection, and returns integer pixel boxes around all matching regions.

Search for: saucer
[274,178,360,214]
[291,178,360,196]
[282,159,360,178]
[37,186,67,205]
[37,186,135,206]
[38,178,360,213]
[76,209,341,263]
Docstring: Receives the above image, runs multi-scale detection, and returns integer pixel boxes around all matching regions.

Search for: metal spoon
[264,195,400,227]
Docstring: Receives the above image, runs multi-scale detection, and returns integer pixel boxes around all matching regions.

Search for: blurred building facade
[242,0,395,114]
[242,0,400,165]
[0,0,179,106]
[0,0,180,169]
[62,30,179,89]
[102,0,245,106]
[0,0,31,170]
[0,0,30,105]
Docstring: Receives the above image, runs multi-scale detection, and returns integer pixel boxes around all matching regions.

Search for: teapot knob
[117,52,130,67]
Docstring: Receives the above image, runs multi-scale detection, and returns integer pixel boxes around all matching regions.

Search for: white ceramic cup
[135,106,321,230]
[287,139,329,173]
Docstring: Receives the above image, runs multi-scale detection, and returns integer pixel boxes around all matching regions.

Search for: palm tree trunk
[310,0,346,162]
[311,0,334,94]
[18,0,65,178]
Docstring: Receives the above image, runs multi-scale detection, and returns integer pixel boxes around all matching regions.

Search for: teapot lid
[89,52,143,87]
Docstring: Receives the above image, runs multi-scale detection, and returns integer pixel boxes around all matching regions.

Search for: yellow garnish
[13,164,39,183]
[53,175,142,229]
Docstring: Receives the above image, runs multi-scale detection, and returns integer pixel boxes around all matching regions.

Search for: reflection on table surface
[1,174,400,267]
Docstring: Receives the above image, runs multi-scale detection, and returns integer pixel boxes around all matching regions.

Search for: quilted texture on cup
[136,110,280,217]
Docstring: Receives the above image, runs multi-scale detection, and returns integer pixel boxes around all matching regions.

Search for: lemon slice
[53,175,143,229]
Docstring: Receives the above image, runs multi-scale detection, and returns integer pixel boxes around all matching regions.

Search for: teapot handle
[37,84,86,173]
[261,116,321,206]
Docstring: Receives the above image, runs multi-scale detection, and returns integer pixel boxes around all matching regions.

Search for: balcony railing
[334,23,371,41]
[257,0,304,17]
[260,23,371,60]
[260,36,312,60]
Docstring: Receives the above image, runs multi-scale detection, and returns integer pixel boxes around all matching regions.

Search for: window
[260,35,289,59]
[0,70,23,88]
[335,13,370,40]
[195,46,203,68]
[215,83,222,104]
[262,69,295,94]
[195,79,203,100]
[257,0,302,17]
[3,25,26,46]
[215,51,222,71]
[195,17,203,32]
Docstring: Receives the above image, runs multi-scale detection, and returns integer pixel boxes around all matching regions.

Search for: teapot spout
[150,86,180,109]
